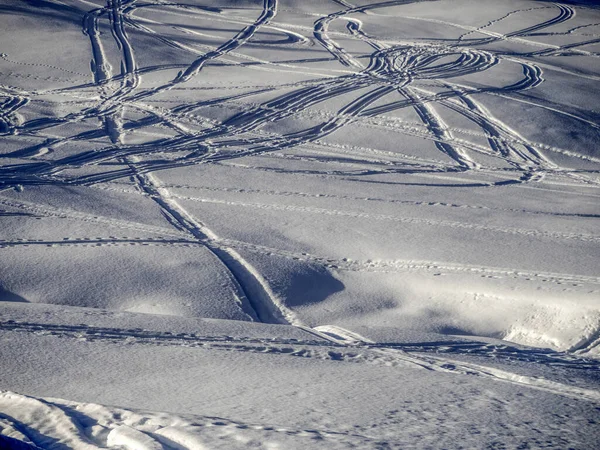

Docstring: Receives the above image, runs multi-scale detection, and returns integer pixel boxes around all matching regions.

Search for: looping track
[0,0,599,329]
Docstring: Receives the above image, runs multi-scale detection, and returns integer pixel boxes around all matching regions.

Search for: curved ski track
[0,0,599,331]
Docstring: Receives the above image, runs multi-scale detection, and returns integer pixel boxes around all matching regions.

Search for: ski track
[1,232,598,287]
[0,390,385,450]
[0,171,598,291]
[1,320,599,405]
[4,1,599,189]
[155,195,600,243]
[125,155,300,325]
[1,191,598,288]
[97,181,600,219]
[2,2,600,444]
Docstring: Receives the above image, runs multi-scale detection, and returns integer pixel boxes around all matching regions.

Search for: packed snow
[0,0,599,448]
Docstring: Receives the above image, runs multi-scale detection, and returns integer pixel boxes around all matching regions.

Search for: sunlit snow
[1,0,599,448]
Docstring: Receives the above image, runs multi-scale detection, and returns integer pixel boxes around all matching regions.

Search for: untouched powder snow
[0,0,599,447]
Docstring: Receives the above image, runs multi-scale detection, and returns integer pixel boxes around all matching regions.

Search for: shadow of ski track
[2,401,86,450]
[0,428,44,450]
[0,320,335,347]
[0,210,39,217]
[0,1,86,26]
[535,0,600,8]
[371,341,600,372]
[0,288,29,303]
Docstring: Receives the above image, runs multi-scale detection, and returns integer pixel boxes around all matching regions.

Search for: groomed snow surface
[0,0,599,448]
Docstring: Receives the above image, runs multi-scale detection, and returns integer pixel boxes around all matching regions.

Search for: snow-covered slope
[1,0,599,447]
[1,303,600,449]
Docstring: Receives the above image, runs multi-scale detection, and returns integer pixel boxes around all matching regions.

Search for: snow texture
[0,0,599,447]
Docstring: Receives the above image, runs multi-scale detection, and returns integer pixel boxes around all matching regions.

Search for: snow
[1,0,599,447]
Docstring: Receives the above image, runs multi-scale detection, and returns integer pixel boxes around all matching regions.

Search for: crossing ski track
[1,0,600,447]
[0,317,599,449]
[0,0,599,340]
[1,318,599,402]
